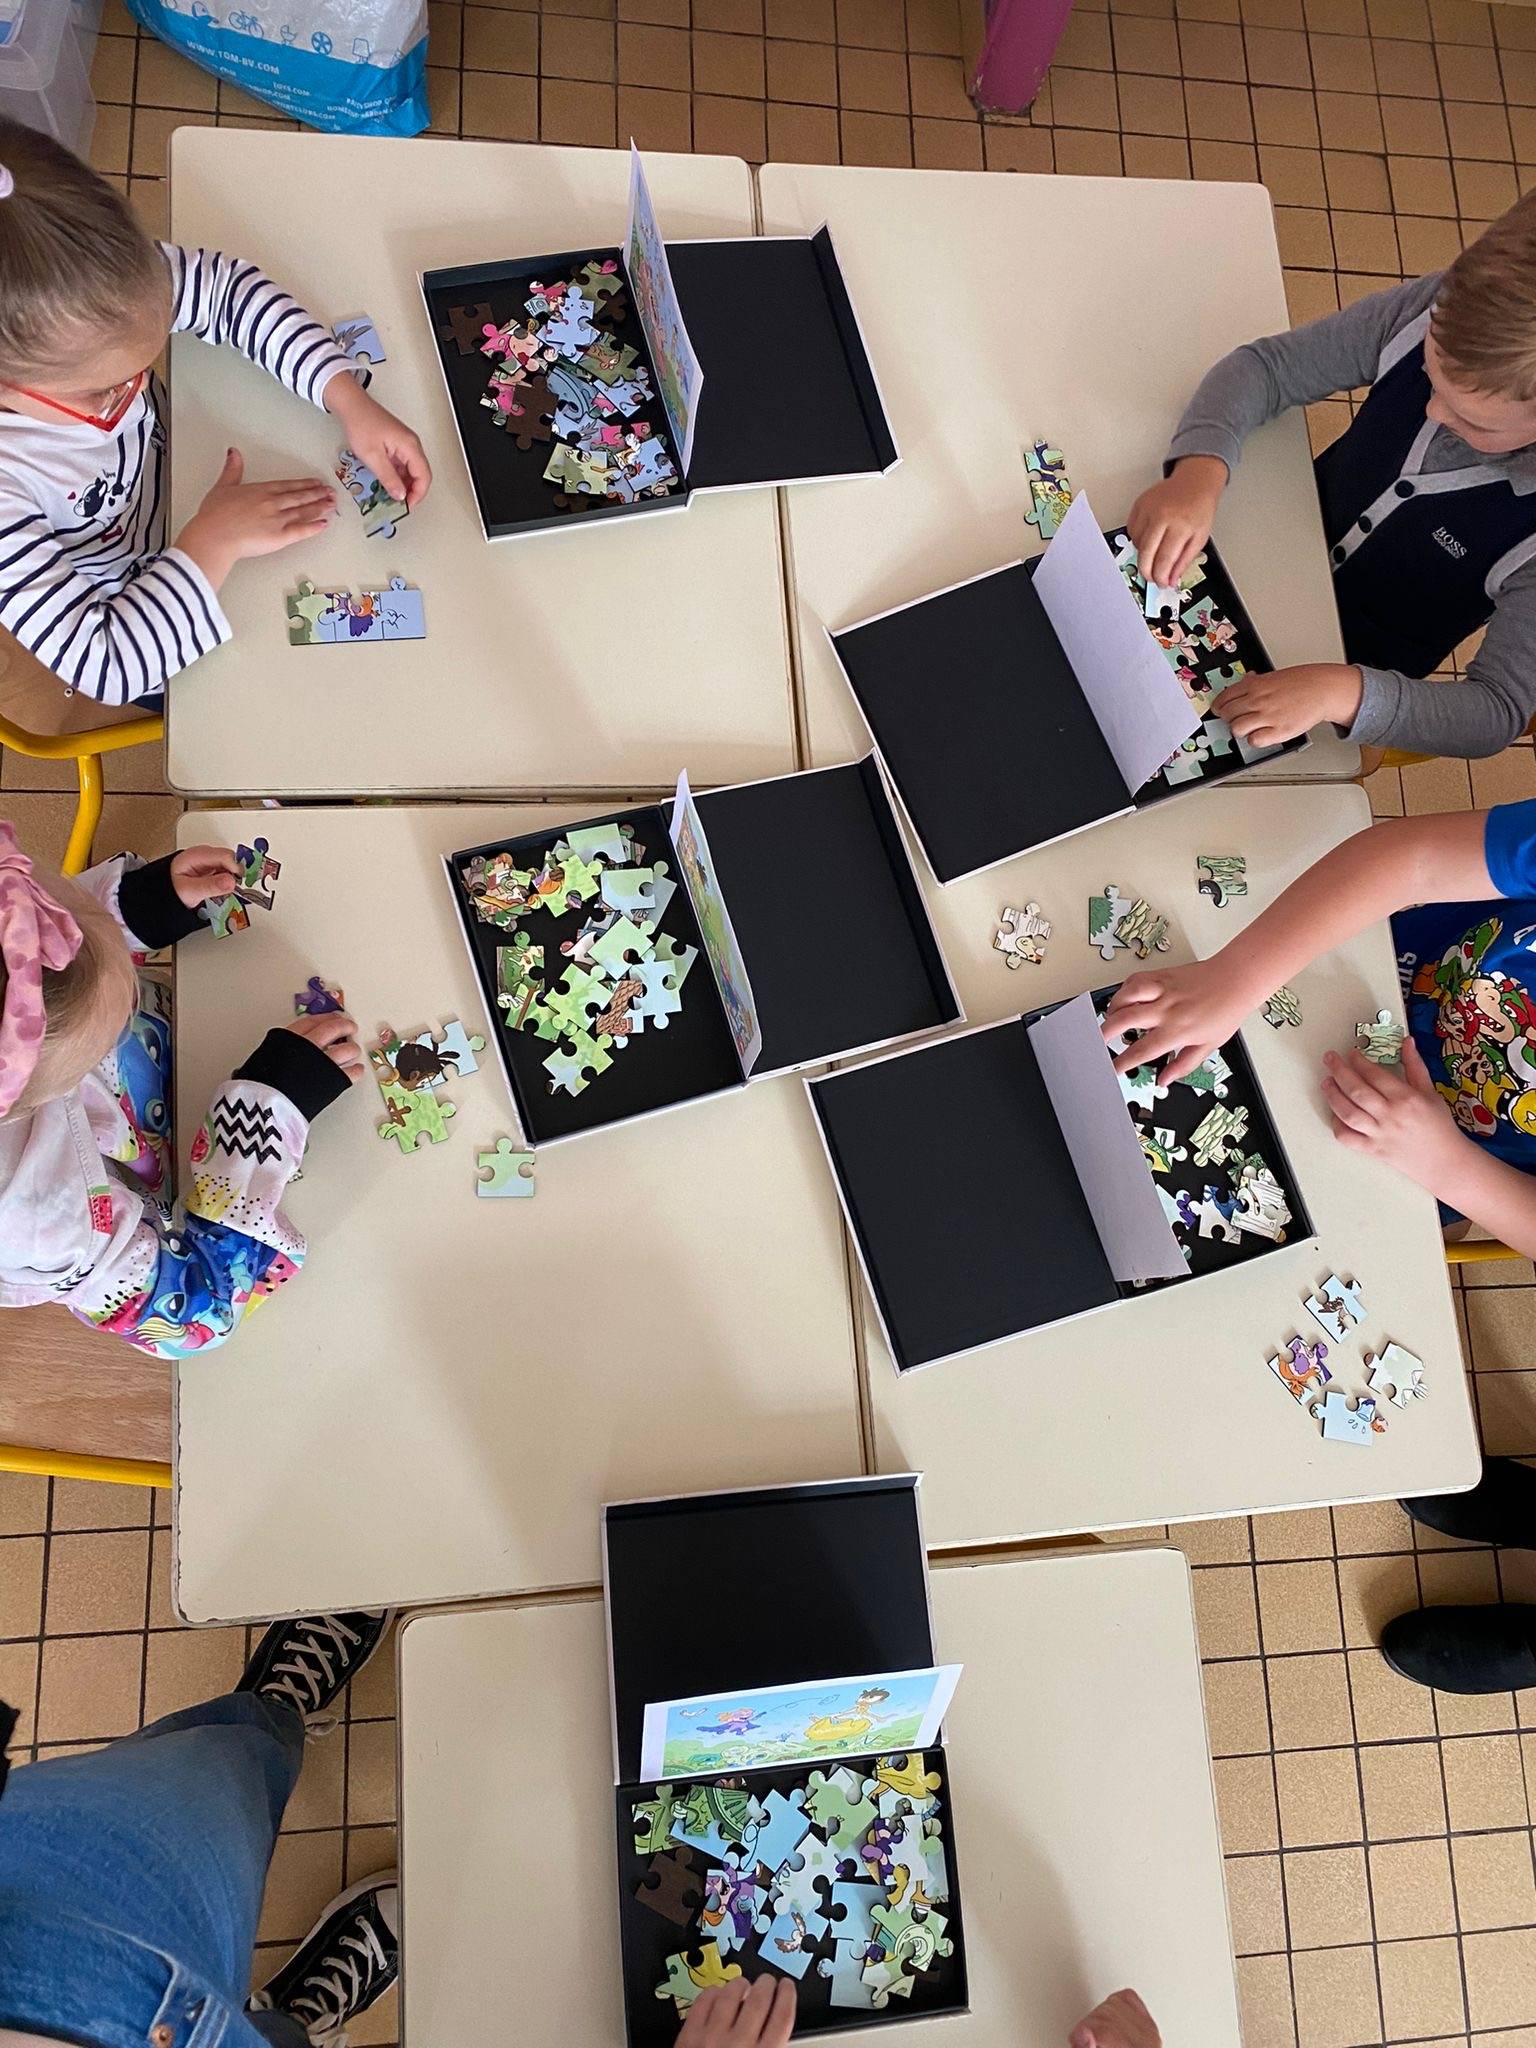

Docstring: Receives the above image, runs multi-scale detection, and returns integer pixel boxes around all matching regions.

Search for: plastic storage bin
[0,0,103,152]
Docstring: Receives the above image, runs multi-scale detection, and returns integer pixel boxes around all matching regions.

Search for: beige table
[166,134,797,797]
[170,804,863,1623]
[756,165,1358,784]
[397,1545,1240,2047]
[844,781,1477,1546]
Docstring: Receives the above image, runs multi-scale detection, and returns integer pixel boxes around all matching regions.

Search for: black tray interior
[446,804,743,1143]
[422,247,687,538]
[615,1751,967,2044]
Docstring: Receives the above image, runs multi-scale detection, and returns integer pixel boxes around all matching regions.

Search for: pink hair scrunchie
[0,822,82,1117]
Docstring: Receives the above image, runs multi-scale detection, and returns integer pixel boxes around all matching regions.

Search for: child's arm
[1324,1039,1536,1255]
[37,1014,362,1360]
[1129,275,1440,586]
[1102,809,1496,1080]
[164,245,431,513]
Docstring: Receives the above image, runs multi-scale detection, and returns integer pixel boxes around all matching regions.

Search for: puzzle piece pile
[1105,1004,1298,1273]
[1266,1272,1425,1444]
[461,258,680,511]
[202,837,281,941]
[285,575,425,645]
[630,1754,957,2023]
[457,821,698,1099]
[1105,528,1276,793]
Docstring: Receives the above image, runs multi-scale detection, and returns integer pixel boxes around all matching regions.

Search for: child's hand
[177,448,336,588]
[1323,1040,1465,1189]
[1070,1989,1162,2048]
[1103,961,1255,1084]
[170,845,242,909]
[286,1010,365,1085]
[1213,662,1364,748]
[325,375,432,509]
[1125,455,1228,587]
[676,1979,796,2048]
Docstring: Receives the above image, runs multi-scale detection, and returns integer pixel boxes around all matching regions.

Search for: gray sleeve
[1347,562,1536,757]
[1167,274,1443,476]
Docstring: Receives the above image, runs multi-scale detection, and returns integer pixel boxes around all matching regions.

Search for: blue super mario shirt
[1392,799,1536,1173]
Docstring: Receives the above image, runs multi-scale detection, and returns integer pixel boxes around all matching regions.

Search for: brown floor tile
[1361,1739,1448,1837]
[1196,1563,1264,1655]
[0,1535,44,1640]
[1258,80,1327,139]
[1323,145,1391,204]
[141,1625,246,1726]
[0,1642,38,1748]
[347,1717,398,1827]
[1216,1752,1283,1852]
[1447,94,1514,152]
[44,1530,148,1636]
[1170,1514,1252,1563]
[1382,90,1451,147]
[1378,1935,1467,2039]
[1188,75,1258,133]
[1452,1828,1536,1932]
[837,0,905,43]
[1205,1655,1274,1753]
[1268,1651,1356,1748]
[1255,1507,1337,1562]
[257,1830,347,1946]
[36,1633,142,1744]
[1376,29,1442,87]
[1049,63,1121,126]
[1284,1843,1373,1944]
[0,1474,48,1539]
[282,1728,348,1833]
[908,49,974,115]
[1477,1370,1536,1455]
[1258,1558,1344,1653]
[1182,16,1249,71]
[1228,1850,1289,1952]
[1442,1731,1529,1829]
[1464,1929,1536,2033]
[462,69,540,134]
[913,115,985,164]
[1338,1551,1420,1647]
[1370,1836,1457,1939]
[1466,1285,1536,1365]
[1291,1942,1382,2048]
[766,34,838,97]
[1236,1952,1298,2048]
[1275,1745,1364,1845]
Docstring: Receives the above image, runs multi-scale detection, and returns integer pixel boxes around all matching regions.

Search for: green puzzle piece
[633,1785,681,1856]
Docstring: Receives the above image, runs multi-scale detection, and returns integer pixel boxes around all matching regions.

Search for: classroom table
[396,1545,1241,2047]
[755,165,1359,784]
[165,133,798,798]
[842,780,1478,1547]
[170,803,864,1624]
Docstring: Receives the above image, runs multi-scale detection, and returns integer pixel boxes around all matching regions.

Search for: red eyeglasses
[1,371,145,432]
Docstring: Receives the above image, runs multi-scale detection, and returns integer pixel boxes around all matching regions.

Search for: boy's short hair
[0,113,167,382]
[1434,191,1536,404]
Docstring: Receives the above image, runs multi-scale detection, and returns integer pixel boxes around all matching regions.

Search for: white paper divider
[1032,493,1200,794]
[1027,992,1187,1285]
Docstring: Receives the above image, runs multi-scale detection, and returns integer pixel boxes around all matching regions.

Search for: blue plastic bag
[125,0,428,136]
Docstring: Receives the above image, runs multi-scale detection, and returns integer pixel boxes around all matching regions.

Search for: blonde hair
[0,869,137,1117]
[0,113,167,382]
[1433,192,1536,404]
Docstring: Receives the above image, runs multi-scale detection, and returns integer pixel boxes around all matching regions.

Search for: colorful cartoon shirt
[1392,800,1536,1174]
[0,853,315,1358]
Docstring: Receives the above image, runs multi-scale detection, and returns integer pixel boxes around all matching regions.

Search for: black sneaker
[1382,1603,1536,1693]
[1401,1458,1536,1548]
[250,1872,399,2047]
[238,1611,393,1728]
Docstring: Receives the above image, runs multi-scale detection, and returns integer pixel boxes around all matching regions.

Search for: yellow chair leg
[63,753,104,878]
[0,1439,170,1488]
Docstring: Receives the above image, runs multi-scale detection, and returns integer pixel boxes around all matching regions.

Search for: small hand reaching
[285,1010,365,1086]
[1322,1039,1466,1191]
[1102,960,1255,1085]
[676,1978,797,2048]
[1212,663,1363,750]
[1070,1988,1162,2048]
[169,844,242,910]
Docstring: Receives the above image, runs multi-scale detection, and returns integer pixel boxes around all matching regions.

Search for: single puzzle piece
[1310,1388,1385,1443]
[203,893,250,940]
[601,860,669,921]
[1304,1272,1365,1346]
[1116,896,1172,960]
[542,962,612,1035]
[294,975,344,1016]
[335,447,408,541]
[332,313,385,367]
[771,1832,849,1916]
[868,1895,952,1979]
[632,1786,681,1855]
[557,822,631,865]
[1190,1102,1249,1168]
[634,1846,704,1926]
[1138,1123,1188,1175]
[475,1138,535,1198]
[873,1754,942,1813]
[651,932,699,990]
[753,1903,829,1980]
[818,1938,881,2010]
[1355,1008,1407,1065]
[824,1879,880,1950]
[589,914,652,982]
[674,1780,764,1860]
[628,958,682,1030]
[749,1787,811,1878]
[1088,884,1127,962]
[285,579,338,646]
[1268,1334,1331,1403]
[1365,1342,1427,1408]
[803,1766,879,1846]
[540,289,602,359]
[376,1081,456,1152]
[1022,439,1073,539]
[1182,1049,1232,1098]
[542,1026,614,1098]
[496,937,545,1031]
[654,1943,741,2015]
[578,257,625,305]
[375,575,426,641]
[1263,984,1303,1029]
[702,1867,768,1959]
[1197,1184,1241,1243]
[594,974,644,1041]
[1196,853,1248,909]
[994,901,1051,968]
[229,836,281,913]
[440,301,492,354]
[1119,1062,1168,1117]
[1233,1161,1291,1242]
[410,1017,485,1083]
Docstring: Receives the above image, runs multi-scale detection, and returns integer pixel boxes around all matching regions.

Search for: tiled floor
[8,0,1536,2042]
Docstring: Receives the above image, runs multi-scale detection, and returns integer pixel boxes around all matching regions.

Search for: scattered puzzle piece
[1305,1272,1365,1346]
[994,901,1051,968]
[1310,1387,1384,1443]
[1263,984,1302,1029]
[333,313,385,367]
[336,446,408,541]
[654,1943,741,2014]
[475,1138,535,1197]
[1269,1333,1331,1403]
[636,1847,705,1927]
[294,975,344,1016]
[1190,1102,1249,1168]
[440,301,492,354]
[1196,853,1248,908]
[1355,1008,1406,1065]
[1365,1342,1427,1408]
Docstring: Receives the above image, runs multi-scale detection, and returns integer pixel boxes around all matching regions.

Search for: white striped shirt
[0,243,353,705]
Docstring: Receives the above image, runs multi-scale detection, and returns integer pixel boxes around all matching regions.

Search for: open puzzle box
[807,988,1312,1372]
[606,1476,969,2040]
[445,758,962,1146]
[827,492,1303,884]
[422,146,897,540]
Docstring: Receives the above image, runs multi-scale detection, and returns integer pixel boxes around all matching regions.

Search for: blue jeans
[0,1692,309,2048]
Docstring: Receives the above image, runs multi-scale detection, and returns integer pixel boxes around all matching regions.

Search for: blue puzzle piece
[750,1788,810,1879]
[333,312,385,366]
[376,575,426,641]
[751,1904,828,1980]
[771,1832,848,1916]
[827,1880,880,1949]
[817,1939,879,2009]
